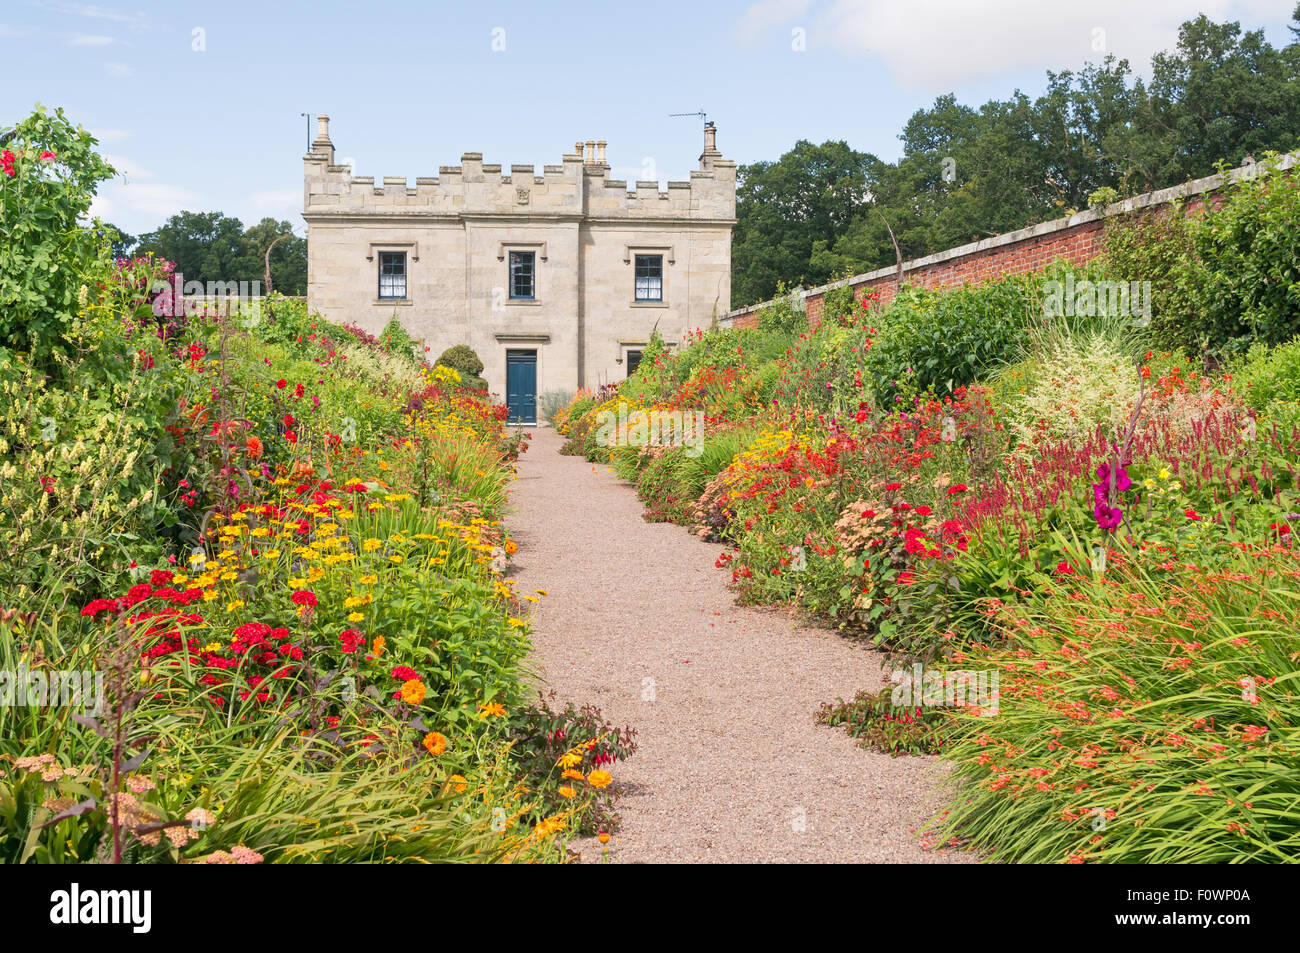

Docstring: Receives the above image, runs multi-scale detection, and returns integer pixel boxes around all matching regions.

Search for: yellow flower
[557,752,583,770]
[363,538,382,552]
[561,769,584,781]
[348,612,364,623]
[535,589,548,596]
[221,571,238,581]
[1158,468,1171,480]
[262,549,281,559]
[586,770,612,789]
[360,574,377,585]
[401,679,427,705]
[557,785,576,799]
[226,600,245,612]
[477,701,506,719]
[389,555,403,564]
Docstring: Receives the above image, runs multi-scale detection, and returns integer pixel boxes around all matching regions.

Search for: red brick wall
[728,189,1226,330]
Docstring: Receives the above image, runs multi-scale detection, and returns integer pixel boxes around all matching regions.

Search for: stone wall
[303,117,735,396]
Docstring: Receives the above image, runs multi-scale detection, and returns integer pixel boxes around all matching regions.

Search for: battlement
[303,115,735,222]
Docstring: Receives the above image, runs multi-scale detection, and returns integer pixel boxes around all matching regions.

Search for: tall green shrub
[0,106,116,364]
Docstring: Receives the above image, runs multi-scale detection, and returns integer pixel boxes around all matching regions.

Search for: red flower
[150,569,175,587]
[391,665,420,682]
[290,590,317,607]
[946,484,968,496]
[886,482,902,491]
[896,571,916,586]
[1056,560,1075,575]
[1185,509,1202,521]
[914,505,932,516]
[276,379,287,389]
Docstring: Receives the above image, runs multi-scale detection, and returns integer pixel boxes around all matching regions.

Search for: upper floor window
[509,251,535,299]
[378,251,407,299]
[634,254,663,301]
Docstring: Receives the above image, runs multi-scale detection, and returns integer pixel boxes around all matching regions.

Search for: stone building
[302,116,736,423]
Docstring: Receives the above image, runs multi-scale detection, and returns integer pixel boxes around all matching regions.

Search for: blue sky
[3,0,1294,237]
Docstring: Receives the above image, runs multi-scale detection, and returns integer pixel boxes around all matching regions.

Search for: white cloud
[68,33,115,46]
[92,179,202,231]
[89,127,128,144]
[103,60,132,77]
[742,0,1292,90]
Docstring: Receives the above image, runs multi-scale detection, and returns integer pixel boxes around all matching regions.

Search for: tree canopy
[128,211,307,295]
[732,12,1300,308]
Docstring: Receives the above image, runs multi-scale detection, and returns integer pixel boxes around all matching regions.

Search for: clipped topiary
[435,344,484,378]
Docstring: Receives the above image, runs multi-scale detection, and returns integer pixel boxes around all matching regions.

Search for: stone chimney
[585,140,596,165]
[575,140,585,161]
[699,120,721,171]
[312,114,334,164]
[596,140,607,165]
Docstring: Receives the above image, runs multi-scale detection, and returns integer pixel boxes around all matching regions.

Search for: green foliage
[132,213,307,296]
[1103,159,1300,354]
[863,278,1036,404]
[817,687,949,756]
[1231,335,1300,410]
[0,105,116,365]
[538,389,574,423]
[756,283,807,335]
[435,344,485,378]
[733,15,1300,309]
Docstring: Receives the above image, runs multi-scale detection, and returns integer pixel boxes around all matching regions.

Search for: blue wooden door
[506,350,537,424]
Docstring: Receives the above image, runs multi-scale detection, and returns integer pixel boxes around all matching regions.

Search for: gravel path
[507,427,972,864]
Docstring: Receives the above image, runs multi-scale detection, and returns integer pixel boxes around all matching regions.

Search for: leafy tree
[133,212,306,295]
[733,13,1300,309]
[731,140,881,307]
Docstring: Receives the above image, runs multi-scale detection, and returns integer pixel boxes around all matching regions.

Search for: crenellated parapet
[303,116,735,223]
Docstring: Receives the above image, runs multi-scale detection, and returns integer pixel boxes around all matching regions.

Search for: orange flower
[477,701,506,719]
[449,774,468,793]
[597,831,610,844]
[370,635,386,658]
[586,769,612,789]
[401,679,427,705]
[422,731,447,755]
[504,539,518,555]
[245,436,263,458]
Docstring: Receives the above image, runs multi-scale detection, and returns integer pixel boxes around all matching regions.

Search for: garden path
[508,427,972,864]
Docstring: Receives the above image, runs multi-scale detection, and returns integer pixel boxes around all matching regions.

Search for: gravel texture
[507,427,972,864]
